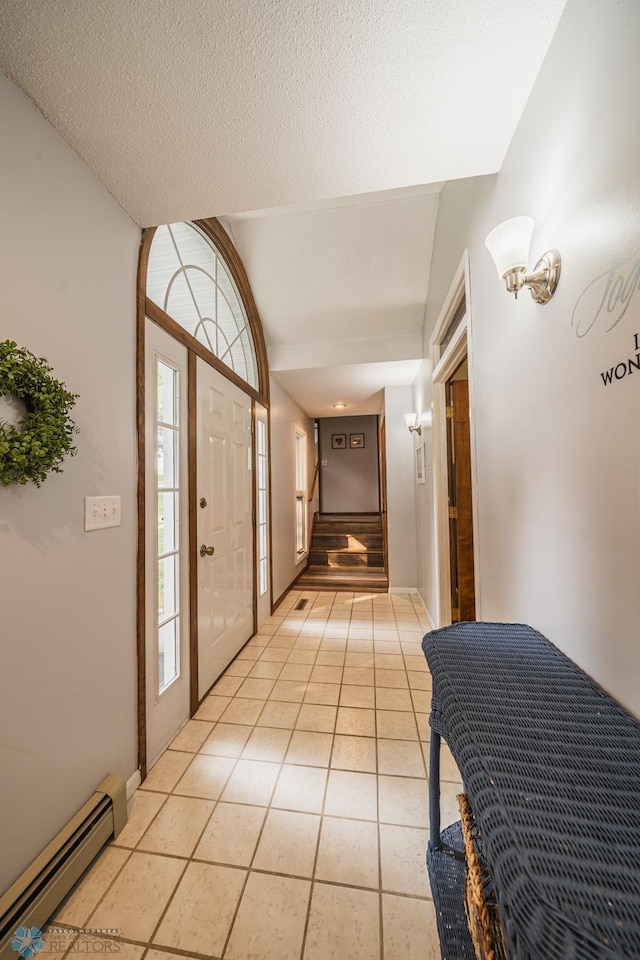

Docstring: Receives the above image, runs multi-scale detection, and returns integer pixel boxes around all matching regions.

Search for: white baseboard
[126,769,142,799]
[389,586,420,595]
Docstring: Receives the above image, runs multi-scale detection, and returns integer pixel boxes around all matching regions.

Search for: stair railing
[308,461,320,503]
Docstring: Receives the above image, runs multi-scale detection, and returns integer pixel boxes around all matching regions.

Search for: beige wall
[415,0,640,716]
[0,75,140,892]
[269,378,314,603]
[383,386,418,590]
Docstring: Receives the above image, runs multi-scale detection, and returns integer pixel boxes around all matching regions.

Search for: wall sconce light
[485,216,561,303]
[404,413,422,436]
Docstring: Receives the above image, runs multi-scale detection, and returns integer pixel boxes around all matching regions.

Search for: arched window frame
[139,217,269,404]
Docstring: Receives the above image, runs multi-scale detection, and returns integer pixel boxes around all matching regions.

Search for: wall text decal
[600,333,640,386]
[572,251,640,338]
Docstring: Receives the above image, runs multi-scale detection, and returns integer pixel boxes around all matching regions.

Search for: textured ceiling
[0,0,567,227]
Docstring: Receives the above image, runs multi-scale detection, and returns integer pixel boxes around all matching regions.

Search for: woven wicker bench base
[427,822,476,960]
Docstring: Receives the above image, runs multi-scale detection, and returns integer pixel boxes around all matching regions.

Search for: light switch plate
[85,496,121,531]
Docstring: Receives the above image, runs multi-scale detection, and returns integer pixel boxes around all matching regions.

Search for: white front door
[145,320,190,766]
[197,357,254,698]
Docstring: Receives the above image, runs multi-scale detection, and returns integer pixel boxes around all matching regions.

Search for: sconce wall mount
[485,217,561,304]
[404,413,422,436]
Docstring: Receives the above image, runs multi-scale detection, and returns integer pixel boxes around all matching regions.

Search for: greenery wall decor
[0,340,79,487]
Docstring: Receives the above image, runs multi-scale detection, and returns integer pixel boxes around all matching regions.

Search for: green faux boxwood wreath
[0,340,79,487]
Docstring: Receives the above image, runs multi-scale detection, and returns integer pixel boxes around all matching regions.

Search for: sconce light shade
[404,413,422,436]
[485,217,534,278]
[485,216,561,303]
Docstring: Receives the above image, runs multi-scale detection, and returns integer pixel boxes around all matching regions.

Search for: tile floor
[49,590,464,960]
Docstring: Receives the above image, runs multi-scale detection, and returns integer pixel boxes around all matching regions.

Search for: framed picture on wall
[332,434,346,449]
[415,443,426,483]
[349,433,365,449]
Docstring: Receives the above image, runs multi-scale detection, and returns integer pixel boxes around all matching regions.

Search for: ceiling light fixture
[485,216,561,304]
[332,402,348,409]
[404,413,422,436]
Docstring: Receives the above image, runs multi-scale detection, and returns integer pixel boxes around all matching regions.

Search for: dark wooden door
[445,373,476,621]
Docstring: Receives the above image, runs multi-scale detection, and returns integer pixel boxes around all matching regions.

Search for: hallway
[49,590,463,960]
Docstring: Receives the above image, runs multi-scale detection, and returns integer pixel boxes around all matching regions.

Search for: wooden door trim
[429,250,480,626]
[188,351,199,714]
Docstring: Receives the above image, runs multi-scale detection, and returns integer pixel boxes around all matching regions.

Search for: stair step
[309,551,385,568]
[311,534,383,550]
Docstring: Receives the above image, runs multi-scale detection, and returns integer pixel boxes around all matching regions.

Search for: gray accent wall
[318,415,379,513]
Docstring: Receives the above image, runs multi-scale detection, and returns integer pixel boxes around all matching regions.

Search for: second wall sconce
[485,216,561,304]
[404,413,422,436]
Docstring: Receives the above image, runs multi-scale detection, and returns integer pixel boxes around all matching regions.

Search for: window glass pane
[147,222,259,390]
[158,492,177,555]
[157,426,177,488]
[158,554,179,622]
[259,558,268,596]
[157,361,177,425]
[158,618,179,693]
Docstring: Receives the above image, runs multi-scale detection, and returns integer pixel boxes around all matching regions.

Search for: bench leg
[429,731,442,850]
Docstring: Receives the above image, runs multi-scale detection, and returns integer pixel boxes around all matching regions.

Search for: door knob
[200,544,215,557]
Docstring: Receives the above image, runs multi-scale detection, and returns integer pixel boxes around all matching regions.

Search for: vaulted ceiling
[0,0,568,415]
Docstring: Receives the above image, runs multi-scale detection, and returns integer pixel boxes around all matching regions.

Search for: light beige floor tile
[220,697,266,725]
[212,674,245,696]
[226,872,311,960]
[241,725,292,762]
[315,650,345,665]
[404,654,428,671]
[407,670,431,690]
[310,664,343,684]
[286,648,317,664]
[376,710,418,740]
[295,703,337,733]
[348,628,374,640]
[249,659,284,679]
[137,795,214,857]
[153,861,245,956]
[269,634,297,649]
[194,695,231,721]
[83,939,144,960]
[339,685,375,708]
[146,950,188,960]
[436,742,462,782]
[173,754,236,800]
[257,699,301,728]
[237,677,276,699]
[374,654,405,671]
[293,637,322,651]
[347,639,374,653]
[304,883,380,960]
[200,722,252,757]
[439,779,464,828]
[330,735,377,773]
[88,852,184,942]
[279,661,314,681]
[315,817,379,888]
[112,790,166,848]
[376,687,414,711]
[220,758,280,805]
[54,846,130,925]
[141,751,193,793]
[411,689,431,713]
[194,802,265,866]
[270,679,307,702]
[345,652,375,667]
[374,640,402,654]
[378,775,429,827]
[324,770,378,820]
[252,809,320,877]
[379,823,430,896]
[378,739,426,778]
[382,894,441,960]
[259,647,290,662]
[285,730,333,767]
[236,646,261,661]
[224,658,254,677]
[342,666,375,686]
[169,719,215,752]
[304,681,341,705]
[375,669,409,689]
[335,706,376,737]
[272,764,328,814]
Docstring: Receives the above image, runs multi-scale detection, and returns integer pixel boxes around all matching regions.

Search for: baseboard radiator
[0,774,127,960]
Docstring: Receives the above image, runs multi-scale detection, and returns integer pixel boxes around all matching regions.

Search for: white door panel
[197,358,253,697]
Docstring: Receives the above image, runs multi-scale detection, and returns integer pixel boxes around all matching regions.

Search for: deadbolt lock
[199,497,207,509]
[200,544,215,557]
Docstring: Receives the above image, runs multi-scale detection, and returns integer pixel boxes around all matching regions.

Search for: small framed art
[349,433,365,449]
[332,434,346,449]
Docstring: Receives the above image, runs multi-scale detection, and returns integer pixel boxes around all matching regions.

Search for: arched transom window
[147,222,259,390]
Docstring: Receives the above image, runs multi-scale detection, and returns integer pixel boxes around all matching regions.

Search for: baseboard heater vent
[0,774,127,960]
